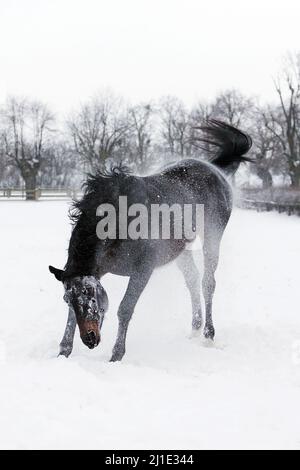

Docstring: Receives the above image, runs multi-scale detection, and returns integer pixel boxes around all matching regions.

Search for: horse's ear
[49,265,64,281]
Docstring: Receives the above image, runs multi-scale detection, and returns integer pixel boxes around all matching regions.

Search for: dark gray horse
[49,120,252,361]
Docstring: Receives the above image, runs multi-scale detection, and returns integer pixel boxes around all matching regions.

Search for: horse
[49,120,252,361]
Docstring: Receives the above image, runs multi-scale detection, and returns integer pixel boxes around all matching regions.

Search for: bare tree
[190,102,213,123]
[127,103,154,173]
[211,89,254,127]
[189,102,214,157]
[0,97,54,199]
[158,96,192,158]
[38,139,79,189]
[68,93,131,171]
[248,106,281,188]
[267,53,300,187]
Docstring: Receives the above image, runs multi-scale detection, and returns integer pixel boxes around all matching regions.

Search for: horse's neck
[65,217,98,276]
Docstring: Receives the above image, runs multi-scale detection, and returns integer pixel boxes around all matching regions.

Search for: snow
[0,201,300,450]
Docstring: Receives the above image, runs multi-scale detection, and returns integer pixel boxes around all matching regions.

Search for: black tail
[194,119,253,174]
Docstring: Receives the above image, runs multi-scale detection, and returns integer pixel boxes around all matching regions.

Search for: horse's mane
[65,163,131,277]
[70,163,132,224]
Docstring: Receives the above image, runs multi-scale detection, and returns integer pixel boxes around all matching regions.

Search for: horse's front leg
[110,270,153,362]
[58,307,77,357]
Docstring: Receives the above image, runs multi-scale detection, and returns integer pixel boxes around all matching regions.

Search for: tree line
[1,53,300,199]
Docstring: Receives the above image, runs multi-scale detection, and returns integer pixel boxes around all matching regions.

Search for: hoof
[58,344,73,358]
[110,354,123,362]
[192,315,202,330]
[203,325,215,340]
[110,348,125,362]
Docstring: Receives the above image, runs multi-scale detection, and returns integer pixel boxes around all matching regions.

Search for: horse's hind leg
[59,307,77,357]
[202,227,223,340]
[177,250,202,331]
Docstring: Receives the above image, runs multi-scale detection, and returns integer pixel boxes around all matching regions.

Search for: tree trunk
[24,173,38,200]
[256,166,273,189]
[290,169,300,188]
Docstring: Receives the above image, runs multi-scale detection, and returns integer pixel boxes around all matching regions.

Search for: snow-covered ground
[0,201,300,450]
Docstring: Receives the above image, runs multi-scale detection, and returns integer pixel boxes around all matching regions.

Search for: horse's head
[49,266,108,349]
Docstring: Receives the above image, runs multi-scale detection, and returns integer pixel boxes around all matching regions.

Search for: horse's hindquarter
[146,159,233,224]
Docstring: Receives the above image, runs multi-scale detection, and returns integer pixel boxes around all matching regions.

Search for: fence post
[35,188,41,200]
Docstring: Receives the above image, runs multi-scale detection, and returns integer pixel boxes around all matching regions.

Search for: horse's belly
[100,239,188,276]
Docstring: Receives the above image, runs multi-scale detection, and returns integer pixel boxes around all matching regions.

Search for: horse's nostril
[82,330,99,349]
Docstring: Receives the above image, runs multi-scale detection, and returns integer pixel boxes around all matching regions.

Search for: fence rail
[1,187,300,216]
[0,188,81,200]
[237,198,300,216]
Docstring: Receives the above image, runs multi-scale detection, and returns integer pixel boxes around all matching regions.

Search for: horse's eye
[100,308,105,313]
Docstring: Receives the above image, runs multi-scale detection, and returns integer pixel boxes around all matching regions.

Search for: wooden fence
[237,198,300,216]
[0,188,81,200]
[1,187,300,216]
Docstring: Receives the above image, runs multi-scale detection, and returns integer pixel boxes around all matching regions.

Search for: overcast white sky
[0,0,299,115]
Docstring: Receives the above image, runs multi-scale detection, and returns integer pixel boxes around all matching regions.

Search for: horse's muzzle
[82,330,100,349]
